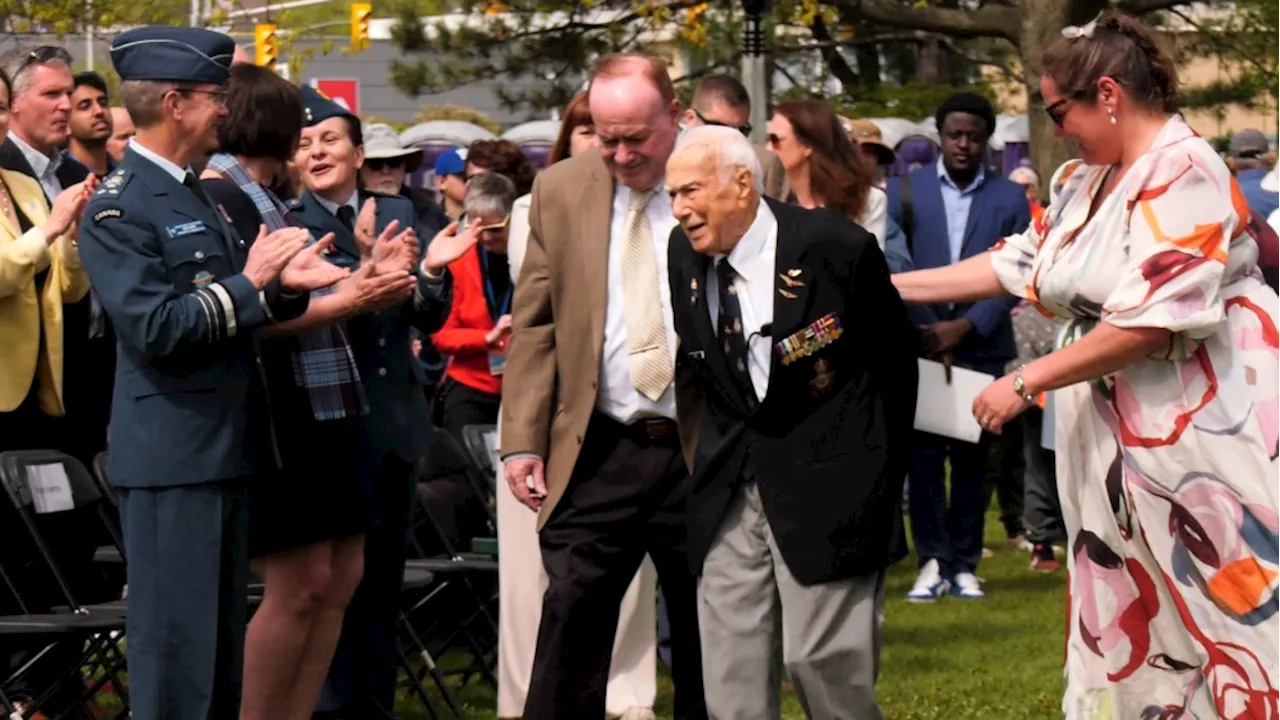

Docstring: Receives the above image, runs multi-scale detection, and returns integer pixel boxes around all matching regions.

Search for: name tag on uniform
[166,220,206,238]
[487,348,506,376]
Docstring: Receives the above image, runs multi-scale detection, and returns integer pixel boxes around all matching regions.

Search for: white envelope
[913,359,994,443]
[1041,391,1056,451]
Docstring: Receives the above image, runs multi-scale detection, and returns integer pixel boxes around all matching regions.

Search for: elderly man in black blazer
[665,125,918,719]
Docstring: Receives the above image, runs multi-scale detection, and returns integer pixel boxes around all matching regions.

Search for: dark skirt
[248,401,376,559]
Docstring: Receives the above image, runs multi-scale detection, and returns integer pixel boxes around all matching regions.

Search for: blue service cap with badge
[301,84,357,127]
[110,26,236,85]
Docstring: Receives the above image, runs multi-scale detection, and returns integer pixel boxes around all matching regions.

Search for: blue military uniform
[288,86,452,716]
[76,26,308,720]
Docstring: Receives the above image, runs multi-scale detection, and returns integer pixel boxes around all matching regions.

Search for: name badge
[166,220,206,238]
[487,348,506,376]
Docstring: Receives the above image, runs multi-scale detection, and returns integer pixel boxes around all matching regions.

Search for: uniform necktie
[183,172,210,208]
[716,259,757,408]
[620,189,673,402]
[337,205,356,232]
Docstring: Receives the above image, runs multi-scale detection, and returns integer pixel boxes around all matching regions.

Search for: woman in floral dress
[893,12,1278,719]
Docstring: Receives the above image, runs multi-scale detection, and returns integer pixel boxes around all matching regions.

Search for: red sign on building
[311,79,361,115]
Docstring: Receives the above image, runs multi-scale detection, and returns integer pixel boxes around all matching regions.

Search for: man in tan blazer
[681,74,788,200]
[501,53,710,720]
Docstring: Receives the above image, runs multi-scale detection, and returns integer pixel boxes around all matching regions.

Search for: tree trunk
[1019,0,1110,197]
[917,37,946,84]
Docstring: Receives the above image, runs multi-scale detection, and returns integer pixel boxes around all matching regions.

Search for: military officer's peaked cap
[300,84,356,127]
[110,26,235,85]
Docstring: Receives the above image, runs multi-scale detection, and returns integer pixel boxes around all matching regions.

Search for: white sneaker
[618,708,657,720]
[953,571,985,599]
[906,558,951,602]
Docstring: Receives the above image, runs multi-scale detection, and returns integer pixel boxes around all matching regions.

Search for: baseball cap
[434,147,467,176]
[1228,129,1269,159]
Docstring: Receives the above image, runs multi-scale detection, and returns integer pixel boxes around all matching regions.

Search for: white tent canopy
[869,117,938,148]
[501,120,560,146]
[400,121,497,149]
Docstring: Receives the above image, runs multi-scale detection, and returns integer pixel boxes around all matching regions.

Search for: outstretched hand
[280,233,350,292]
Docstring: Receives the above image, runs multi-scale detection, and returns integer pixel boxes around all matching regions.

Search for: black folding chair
[0,450,131,718]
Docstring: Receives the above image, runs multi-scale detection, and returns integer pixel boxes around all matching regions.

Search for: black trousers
[321,452,416,718]
[433,376,501,439]
[524,413,707,720]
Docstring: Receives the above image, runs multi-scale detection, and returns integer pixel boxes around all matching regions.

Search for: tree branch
[1113,0,1193,14]
[934,34,1024,83]
[830,0,1020,41]
[809,14,861,89]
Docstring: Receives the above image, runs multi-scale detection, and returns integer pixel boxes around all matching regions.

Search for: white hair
[671,125,763,193]
[1008,166,1039,187]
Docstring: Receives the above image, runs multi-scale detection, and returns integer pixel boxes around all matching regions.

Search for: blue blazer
[78,148,309,489]
[289,189,453,462]
[886,167,1030,368]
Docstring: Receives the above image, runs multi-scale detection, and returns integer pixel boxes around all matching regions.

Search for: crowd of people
[0,10,1275,720]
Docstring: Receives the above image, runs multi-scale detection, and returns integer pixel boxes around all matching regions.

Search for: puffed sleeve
[989,160,1084,300]
[1101,159,1234,346]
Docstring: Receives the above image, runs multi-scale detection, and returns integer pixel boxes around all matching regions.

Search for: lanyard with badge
[481,245,513,376]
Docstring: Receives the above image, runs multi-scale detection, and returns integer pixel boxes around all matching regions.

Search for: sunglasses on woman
[474,215,510,234]
[1044,98,1072,127]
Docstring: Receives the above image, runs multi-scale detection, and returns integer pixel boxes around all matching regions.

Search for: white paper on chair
[483,429,499,467]
[28,463,73,514]
[913,359,994,444]
[1041,391,1057,451]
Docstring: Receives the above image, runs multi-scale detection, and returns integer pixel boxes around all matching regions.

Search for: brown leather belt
[630,417,678,441]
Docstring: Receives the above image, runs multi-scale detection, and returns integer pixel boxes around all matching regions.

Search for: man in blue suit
[77,26,347,720]
[886,93,1030,602]
[286,86,475,718]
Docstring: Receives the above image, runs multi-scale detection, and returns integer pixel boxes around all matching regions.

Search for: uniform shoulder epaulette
[94,167,132,197]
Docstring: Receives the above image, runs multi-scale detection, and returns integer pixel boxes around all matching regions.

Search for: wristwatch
[1012,365,1037,404]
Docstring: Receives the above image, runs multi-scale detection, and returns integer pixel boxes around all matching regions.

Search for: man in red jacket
[431,171,516,435]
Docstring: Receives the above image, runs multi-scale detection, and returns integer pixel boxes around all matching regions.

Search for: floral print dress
[989,116,1278,720]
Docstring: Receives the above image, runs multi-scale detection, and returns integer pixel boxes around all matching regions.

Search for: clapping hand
[371,225,419,274]
[346,261,417,314]
[422,221,481,275]
[353,198,379,258]
[280,233,351,292]
[243,225,309,290]
[47,176,100,243]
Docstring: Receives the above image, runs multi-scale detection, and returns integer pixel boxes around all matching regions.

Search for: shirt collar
[717,199,777,285]
[128,138,190,183]
[314,189,359,217]
[8,130,61,179]
[936,155,985,193]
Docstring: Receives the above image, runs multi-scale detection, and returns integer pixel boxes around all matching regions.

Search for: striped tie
[620,189,673,402]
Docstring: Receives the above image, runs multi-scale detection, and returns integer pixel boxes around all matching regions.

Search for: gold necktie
[620,188,673,402]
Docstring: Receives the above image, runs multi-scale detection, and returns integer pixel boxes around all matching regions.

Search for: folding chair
[458,425,499,557]
[88,453,123,568]
[0,451,131,718]
[397,430,501,710]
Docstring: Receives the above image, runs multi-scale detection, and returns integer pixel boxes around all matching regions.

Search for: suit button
[194,250,205,260]
[377,367,388,377]
[378,338,387,347]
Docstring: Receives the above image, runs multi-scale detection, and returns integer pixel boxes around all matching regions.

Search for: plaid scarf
[206,153,367,421]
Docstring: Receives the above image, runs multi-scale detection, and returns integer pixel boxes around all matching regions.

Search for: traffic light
[350,3,372,50]
[254,23,278,67]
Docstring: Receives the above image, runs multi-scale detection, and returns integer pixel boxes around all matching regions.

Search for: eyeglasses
[1044,98,1072,127]
[695,109,751,137]
[15,46,73,78]
[366,157,407,171]
[473,215,510,234]
[176,87,229,107]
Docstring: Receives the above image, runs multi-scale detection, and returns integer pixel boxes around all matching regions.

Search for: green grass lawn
[398,507,1069,719]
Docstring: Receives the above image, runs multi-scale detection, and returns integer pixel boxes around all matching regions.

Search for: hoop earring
[1107,108,1117,125]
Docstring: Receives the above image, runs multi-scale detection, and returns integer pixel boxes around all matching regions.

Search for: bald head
[106,107,134,162]
[588,54,680,191]
[232,44,252,65]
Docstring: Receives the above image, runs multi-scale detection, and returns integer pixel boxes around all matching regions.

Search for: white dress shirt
[10,130,64,201]
[312,189,360,217]
[128,139,189,183]
[706,200,778,403]
[597,183,680,424]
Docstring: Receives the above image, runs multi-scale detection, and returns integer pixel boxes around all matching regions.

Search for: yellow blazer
[0,168,91,416]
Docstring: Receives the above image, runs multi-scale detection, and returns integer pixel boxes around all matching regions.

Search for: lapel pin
[690,278,698,291]
[787,268,802,277]
[778,273,804,288]
[778,289,797,299]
